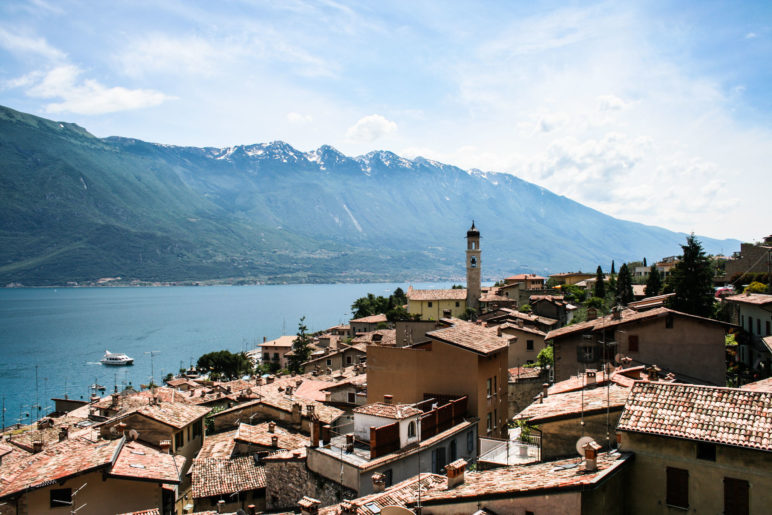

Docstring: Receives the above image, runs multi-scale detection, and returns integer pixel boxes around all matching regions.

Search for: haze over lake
[0,282,449,428]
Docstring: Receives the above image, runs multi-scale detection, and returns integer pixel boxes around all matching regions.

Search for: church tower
[466,221,481,311]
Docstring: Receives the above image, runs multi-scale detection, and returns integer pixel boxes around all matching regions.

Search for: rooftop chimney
[32,441,44,453]
[159,440,171,454]
[271,435,279,448]
[247,505,256,515]
[311,420,320,447]
[612,306,622,320]
[497,326,502,336]
[445,459,467,489]
[371,472,386,493]
[298,496,321,515]
[585,370,597,385]
[383,394,393,405]
[583,440,602,472]
[516,319,524,328]
[321,424,331,445]
[217,499,225,513]
[296,379,303,388]
[263,336,267,342]
[268,421,276,433]
[58,425,69,442]
[542,383,549,399]
[306,404,315,417]
[586,307,597,321]
[345,433,354,453]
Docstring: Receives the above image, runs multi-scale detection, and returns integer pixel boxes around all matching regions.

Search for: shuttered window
[666,467,688,508]
[724,477,749,515]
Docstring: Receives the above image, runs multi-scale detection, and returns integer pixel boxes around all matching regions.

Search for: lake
[0,282,450,428]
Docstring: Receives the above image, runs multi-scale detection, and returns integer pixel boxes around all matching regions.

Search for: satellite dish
[576,436,595,456]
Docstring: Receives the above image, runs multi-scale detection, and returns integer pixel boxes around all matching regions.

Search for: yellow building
[406,286,468,320]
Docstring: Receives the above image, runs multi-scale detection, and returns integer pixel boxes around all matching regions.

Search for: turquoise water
[0,282,448,428]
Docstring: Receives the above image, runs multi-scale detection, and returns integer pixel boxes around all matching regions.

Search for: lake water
[0,282,450,428]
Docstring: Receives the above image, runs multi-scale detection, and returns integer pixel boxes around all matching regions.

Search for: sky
[0,1,770,242]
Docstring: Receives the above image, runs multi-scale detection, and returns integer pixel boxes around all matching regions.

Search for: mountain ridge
[0,104,738,286]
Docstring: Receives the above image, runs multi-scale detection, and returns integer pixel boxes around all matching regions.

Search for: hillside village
[1,225,771,515]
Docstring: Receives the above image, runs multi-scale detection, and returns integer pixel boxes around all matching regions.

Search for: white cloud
[287,112,313,124]
[745,32,757,39]
[119,35,223,78]
[597,94,629,111]
[25,65,174,115]
[345,114,397,142]
[0,27,66,61]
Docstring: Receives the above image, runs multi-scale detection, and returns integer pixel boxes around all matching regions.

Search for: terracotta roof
[407,288,467,301]
[497,308,558,327]
[617,382,772,451]
[515,384,631,423]
[350,314,388,324]
[293,379,336,402]
[196,430,237,459]
[110,440,185,483]
[546,307,730,340]
[353,402,422,420]
[191,456,266,498]
[235,422,308,450]
[725,292,772,306]
[628,293,675,311]
[479,293,512,302]
[550,272,595,278]
[116,510,161,515]
[417,452,631,504]
[352,329,397,347]
[320,474,447,515]
[136,402,209,429]
[506,274,545,281]
[499,323,546,337]
[259,335,296,348]
[530,295,565,304]
[427,319,509,355]
[741,377,772,393]
[508,367,543,382]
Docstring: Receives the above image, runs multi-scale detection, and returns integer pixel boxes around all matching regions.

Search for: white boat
[100,350,134,366]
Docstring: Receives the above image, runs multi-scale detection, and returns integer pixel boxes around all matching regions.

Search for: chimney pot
[217,499,225,513]
[543,383,549,398]
[383,394,393,405]
[268,421,276,433]
[271,435,279,447]
[445,459,467,489]
[345,433,354,453]
[32,441,44,453]
[247,505,256,515]
[583,440,602,472]
[371,472,386,492]
[160,440,171,454]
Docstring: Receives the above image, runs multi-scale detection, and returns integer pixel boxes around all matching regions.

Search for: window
[175,431,184,449]
[383,469,393,488]
[665,314,674,329]
[326,359,332,366]
[526,339,534,351]
[486,413,492,433]
[193,419,202,438]
[724,477,749,515]
[450,439,457,461]
[486,378,492,397]
[696,442,715,461]
[748,316,753,333]
[493,409,498,429]
[666,467,688,509]
[628,335,639,353]
[432,447,447,474]
[577,343,598,363]
[467,431,475,453]
[455,301,460,308]
[757,318,761,335]
[428,301,433,308]
[493,376,498,395]
[273,352,279,361]
[346,356,352,365]
[347,392,356,404]
[50,488,72,508]
[767,320,771,336]
[408,421,416,438]
[263,353,269,361]
[526,360,534,365]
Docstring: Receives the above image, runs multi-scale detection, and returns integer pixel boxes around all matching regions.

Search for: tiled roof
[0,436,122,497]
[110,440,185,483]
[427,319,509,355]
[196,430,237,459]
[417,452,631,504]
[320,474,447,515]
[617,382,772,451]
[515,384,631,423]
[235,422,309,450]
[499,323,546,337]
[353,402,422,420]
[550,272,595,278]
[508,367,543,382]
[191,456,266,498]
[259,335,296,348]
[628,293,675,311]
[725,293,772,306]
[742,377,772,393]
[407,288,467,301]
[546,307,729,340]
[116,510,161,515]
[293,379,336,402]
[350,314,388,324]
[136,402,210,429]
[497,308,558,327]
[352,329,396,347]
[506,274,545,281]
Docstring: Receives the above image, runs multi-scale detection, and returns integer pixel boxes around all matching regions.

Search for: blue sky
[1,0,770,242]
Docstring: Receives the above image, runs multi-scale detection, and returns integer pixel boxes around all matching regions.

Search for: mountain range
[0,105,738,286]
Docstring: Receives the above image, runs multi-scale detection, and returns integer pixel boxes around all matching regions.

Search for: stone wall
[508,373,545,419]
[264,456,355,511]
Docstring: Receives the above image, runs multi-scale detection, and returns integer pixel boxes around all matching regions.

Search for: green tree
[645,265,661,296]
[287,316,313,373]
[643,257,647,267]
[615,263,634,305]
[594,266,605,298]
[610,260,616,275]
[519,303,532,313]
[666,234,715,318]
[392,287,407,306]
[744,281,768,294]
[197,350,253,381]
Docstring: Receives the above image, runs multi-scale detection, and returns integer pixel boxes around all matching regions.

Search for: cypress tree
[615,263,634,305]
[643,257,647,267]
[666,234,715,317]
[594,265,605,298]
[645,265,661,296]
[611,260,616,275]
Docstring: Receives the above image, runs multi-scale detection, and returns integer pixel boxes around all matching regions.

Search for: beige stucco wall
[553,315,727,385]
[367,341,508,439]
[18,470,164,515]
[421,491,581,515]
[536,410,623,460]
[407,299,466,321]
[620,432,772,514]
[503,327,546,368]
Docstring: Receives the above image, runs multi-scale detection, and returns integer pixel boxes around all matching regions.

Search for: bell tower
[466,221,481,311]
